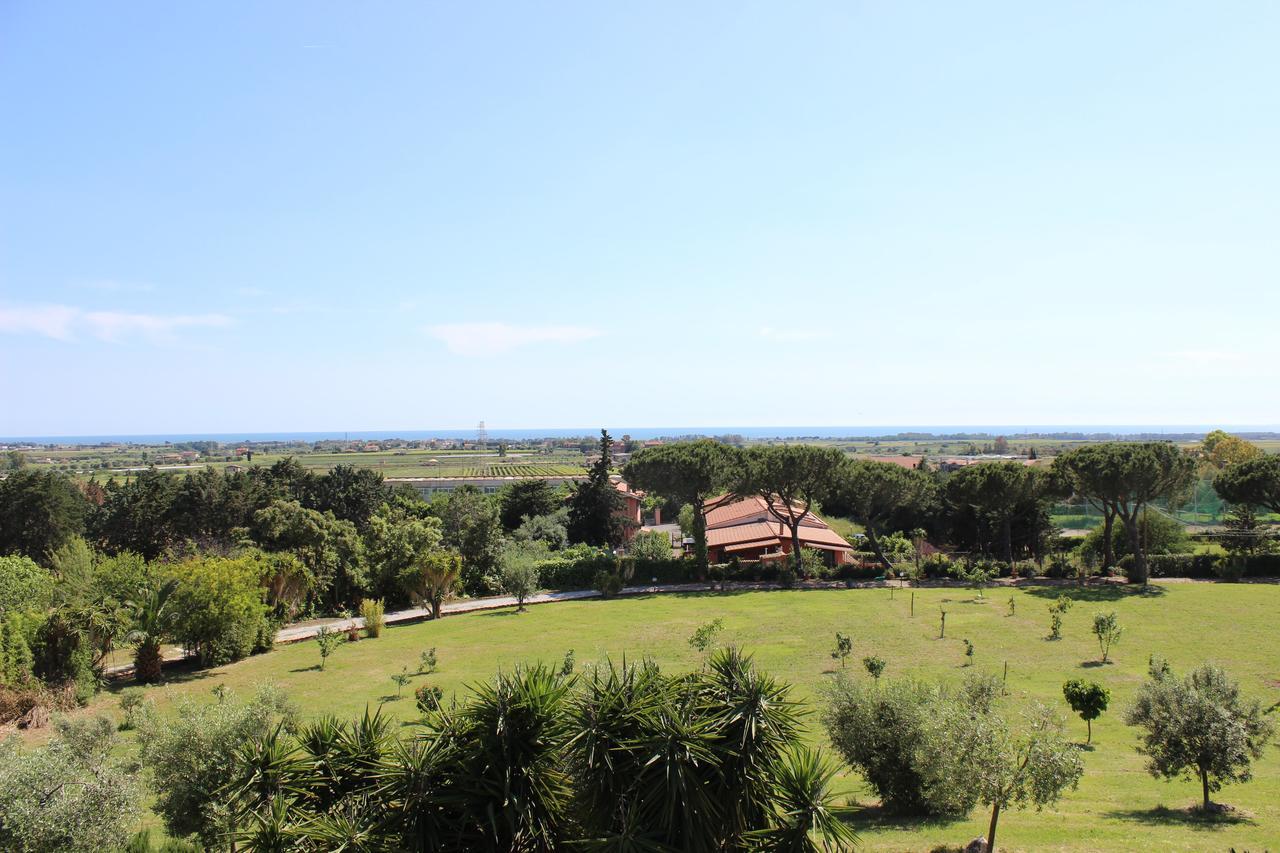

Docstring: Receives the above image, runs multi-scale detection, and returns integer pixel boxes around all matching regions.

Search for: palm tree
[127,579,178,683]
[411,551,462,620]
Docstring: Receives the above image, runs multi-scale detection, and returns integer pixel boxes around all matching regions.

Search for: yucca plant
[747,747,857,852]
[454,664,573,851]
[127,579,179,684]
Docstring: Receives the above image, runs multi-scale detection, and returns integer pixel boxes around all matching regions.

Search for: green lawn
[72,583,1280,851]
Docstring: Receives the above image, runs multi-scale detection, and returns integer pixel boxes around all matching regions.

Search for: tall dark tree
[828,459,933,571]
[622,440,743,573]
[0,469,89,562]
[1213,454,1280,515]
[90,469,180,560]
[567,430,626,548]
[498,479,560,531]
[945,463,1053,565]
[307,464,388,529]
[1053,443,1194,583]
[431,486,504,594]
[734,445,845,572]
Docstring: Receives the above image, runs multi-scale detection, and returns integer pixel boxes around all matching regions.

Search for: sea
[4,425,1278,446]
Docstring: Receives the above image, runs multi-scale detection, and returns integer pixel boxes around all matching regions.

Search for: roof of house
[704,494,826,530]
[702,495,854,555]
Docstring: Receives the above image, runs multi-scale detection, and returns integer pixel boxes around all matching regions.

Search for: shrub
[593,569,623,599]
[1213,556,1245,583]
[0,716,141,852]
[315,626,344,671]
[164,556,271,667]
[137,683,297,845]
[0,555,54,616]
[688,618,724,653]
[862,655,886,680]
[359,598,386,638]
[1092,612,1123,663]
[920,553,955,579]
[831,632,852,668]
[821,676,941,815]
[629,530,673,562]
[118,687,148,730]
[419,647,438,674]
[415,682,443,713]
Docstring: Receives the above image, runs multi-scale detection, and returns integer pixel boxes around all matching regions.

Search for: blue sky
[2,2,1279,436]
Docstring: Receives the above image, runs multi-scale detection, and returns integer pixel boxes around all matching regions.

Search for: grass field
[58,583,1280,851]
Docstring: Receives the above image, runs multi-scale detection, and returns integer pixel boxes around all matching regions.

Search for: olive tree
[0,717,140,853]
[920,701,1084,853]
[1125,662,1274,811]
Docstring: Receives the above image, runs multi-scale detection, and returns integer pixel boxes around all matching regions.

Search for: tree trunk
[1101,508,1116,569]
[1122,515,1146,584]
[430,596,442,620]
[135,641,162,684]
[1002,517,1014,566]
[986,800,1001,853]
[790,520,804,574]
[693,499,709,578]
[1086,718,1092,744]
[1201,767,1210,811]
[866,527,894,572]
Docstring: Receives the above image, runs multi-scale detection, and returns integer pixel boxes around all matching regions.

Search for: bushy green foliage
[825,669,1081,848]
[1062,679,1110,743]
[414,681,443,713]
[118,686,148,730]
[1092,611,1123,663]
[314,625,344,670]
[499,541,545,610]
[1082,510,1190,563]
[0,614,35,685]
[862,655,886,680]
[629,529,674,561]
[164,555,271,666]
[689,617,725,652]
[358,597,385,638]
[0,716,140,852]
[0,555,53,617]
[593,568,623,598]
[1125,662,1275,810]
[137,683,297,845]
[418,646,437,674]
[831,632,852,668]
[512,511,569,550]
[822,676,940,814]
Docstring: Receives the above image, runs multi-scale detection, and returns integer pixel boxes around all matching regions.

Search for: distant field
[55,584,1280,851]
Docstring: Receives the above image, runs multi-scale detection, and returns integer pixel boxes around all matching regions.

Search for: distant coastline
[4,425,1279,446]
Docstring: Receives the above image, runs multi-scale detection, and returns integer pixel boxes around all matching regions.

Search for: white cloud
[0,303,231,344]
[758,326,831,343]
[427,322,603,356]
[0,304,80,340]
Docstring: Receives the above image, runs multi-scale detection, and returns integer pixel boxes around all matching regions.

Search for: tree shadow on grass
[1021,584,1165,602]
[1079,660,1111,669]
[838,803,967,836]
[1105,804,1255,829]
[289,665,322,673]
[480,609,519,618]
